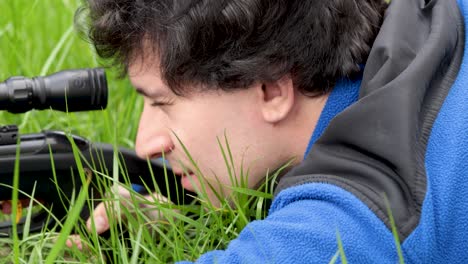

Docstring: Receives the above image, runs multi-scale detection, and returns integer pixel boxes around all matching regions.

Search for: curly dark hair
[76,0,387,95]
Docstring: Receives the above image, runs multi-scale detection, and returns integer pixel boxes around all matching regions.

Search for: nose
[135,106,174,159]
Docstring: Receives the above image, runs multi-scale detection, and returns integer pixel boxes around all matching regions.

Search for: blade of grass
[11,133,21,263]
[44,136,91,264]
[328,251,340,264]
[336,229,348,264]
[40,25,74,76]
[21,182,38,240]
[384,195,405,264]
[0,22,13,38]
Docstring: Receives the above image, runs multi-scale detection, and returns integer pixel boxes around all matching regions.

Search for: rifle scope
[0,68,107,113]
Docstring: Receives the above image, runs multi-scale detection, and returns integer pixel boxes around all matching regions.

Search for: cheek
[171,98,243,143]
[169,96,263,180]
[169,106,224,163]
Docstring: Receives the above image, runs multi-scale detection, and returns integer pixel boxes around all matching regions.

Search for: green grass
[0,0,141,145]
[0,1,406,263]
[0,3,278,263]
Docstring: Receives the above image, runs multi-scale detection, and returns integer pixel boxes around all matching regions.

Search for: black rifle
[0,68,189,237]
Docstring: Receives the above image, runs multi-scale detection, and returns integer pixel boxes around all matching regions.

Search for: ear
[257,75,295,124]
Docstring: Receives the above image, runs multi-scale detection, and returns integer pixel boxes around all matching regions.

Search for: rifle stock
[0,130,190,237]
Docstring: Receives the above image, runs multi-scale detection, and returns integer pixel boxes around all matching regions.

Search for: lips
[172,169,196,191]
[180,173,197,191]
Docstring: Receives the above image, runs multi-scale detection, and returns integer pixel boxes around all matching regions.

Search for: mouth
[181,173,196,191]
[172,170,197,192]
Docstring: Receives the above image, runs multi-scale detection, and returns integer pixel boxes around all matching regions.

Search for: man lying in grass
[74,0,468,262]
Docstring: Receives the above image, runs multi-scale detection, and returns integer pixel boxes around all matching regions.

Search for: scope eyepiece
[0,68,108,113]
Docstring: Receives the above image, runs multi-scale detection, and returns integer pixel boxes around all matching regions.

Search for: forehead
[127,58,168,90]
[128,55,161,79]
[126,46,209,97]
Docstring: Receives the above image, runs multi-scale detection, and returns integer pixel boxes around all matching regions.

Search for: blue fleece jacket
[177,0,468,263]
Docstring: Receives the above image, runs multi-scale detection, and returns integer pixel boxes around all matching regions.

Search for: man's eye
[150,100,173,107]
[151,101,165,107]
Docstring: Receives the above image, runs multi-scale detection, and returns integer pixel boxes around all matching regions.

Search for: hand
[0,199,31,214]
[1,198,44,223]
[66,185,172,250]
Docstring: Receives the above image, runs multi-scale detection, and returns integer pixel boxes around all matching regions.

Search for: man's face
[129,60,292,205]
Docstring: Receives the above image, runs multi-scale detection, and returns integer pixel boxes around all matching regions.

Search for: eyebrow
[135,87,167,99]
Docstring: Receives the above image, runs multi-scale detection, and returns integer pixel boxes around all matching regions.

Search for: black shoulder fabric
[275,0,464,240]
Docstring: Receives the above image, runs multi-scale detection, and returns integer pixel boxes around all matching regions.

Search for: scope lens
[0,68,108,113]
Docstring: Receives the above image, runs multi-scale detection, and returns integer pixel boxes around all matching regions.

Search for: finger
[86,186,172,233]
[1,200,24,220]
[138,193,173,220]
[1,201,12,214]
[66,234,86,251]
[86,185,131,234]
[86,202,110,234]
